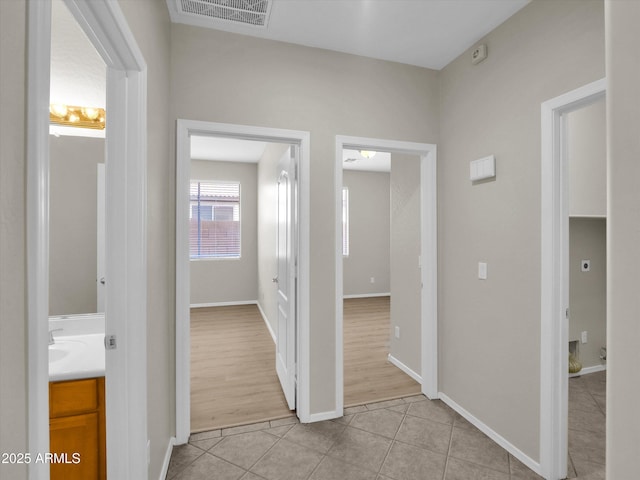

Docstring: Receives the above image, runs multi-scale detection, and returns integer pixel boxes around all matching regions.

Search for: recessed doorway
[335,135,438,415]
[175,120,311,444]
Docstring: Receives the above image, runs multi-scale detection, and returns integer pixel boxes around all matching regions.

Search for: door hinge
[104,334,117,350]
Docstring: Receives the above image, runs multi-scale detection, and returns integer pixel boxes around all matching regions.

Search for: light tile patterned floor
[168,371,605,480]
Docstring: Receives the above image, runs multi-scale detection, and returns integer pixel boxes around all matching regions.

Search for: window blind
[190,181,241,258]
[342,187,349,256]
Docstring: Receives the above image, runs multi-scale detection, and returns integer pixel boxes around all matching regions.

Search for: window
[190,181,240,259]
[342,187,349,256]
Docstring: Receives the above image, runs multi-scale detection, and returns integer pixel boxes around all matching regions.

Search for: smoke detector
[167,0,273,29]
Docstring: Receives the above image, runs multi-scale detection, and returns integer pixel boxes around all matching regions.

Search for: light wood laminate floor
[343,296,421,407]
[190,297,420,432]
[190,305,293,433]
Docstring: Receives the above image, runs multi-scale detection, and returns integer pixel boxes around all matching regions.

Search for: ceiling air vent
[170,0,273,29]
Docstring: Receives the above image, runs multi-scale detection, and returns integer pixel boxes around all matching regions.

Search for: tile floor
[168,371,606,480]
[567,370,606,479]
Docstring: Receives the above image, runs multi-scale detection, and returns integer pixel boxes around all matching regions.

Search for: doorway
[27,0,148,478]
[175,120,311,444]
[187,137,295,431]
[540,78,606,480]
[334,135,438,415]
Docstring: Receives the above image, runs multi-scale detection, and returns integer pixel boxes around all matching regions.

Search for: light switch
[478,262,488,280]
[470,155,496,181]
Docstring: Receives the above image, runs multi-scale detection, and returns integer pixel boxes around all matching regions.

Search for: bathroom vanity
[49,377,105,480]
[48,314,106,480]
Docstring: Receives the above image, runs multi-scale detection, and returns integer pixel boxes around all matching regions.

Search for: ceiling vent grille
[175,0,272,28]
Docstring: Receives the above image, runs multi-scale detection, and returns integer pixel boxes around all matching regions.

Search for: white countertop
[48,315,105,382]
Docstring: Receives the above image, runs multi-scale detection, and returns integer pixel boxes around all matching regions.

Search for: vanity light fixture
[49,104,106,130]
[359,150,376,159]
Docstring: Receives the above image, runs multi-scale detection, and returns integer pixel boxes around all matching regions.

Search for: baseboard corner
[159,436,177,480]
[387,354,422,384]
[438,392,542,477]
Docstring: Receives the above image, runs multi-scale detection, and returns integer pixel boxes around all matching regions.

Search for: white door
[97,163,106,312]
[275,146,297,410]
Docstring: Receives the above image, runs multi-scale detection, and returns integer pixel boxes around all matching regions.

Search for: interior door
[275,146,297,410]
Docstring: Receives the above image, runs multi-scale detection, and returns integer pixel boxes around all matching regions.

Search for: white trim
[158,437,176,480]
[28,1,148,479]
[440,392,542,476]
[335,135,438,420]
[190,300,258,308]
[569,214,607,219]
[343,293,390,299]
[540,78,606,480]
[387,354,422,384]
[26,3,53,477]
[308,410,342,423]
[569,364,606,378]
[176,120,311,443]
[256,301,277,344]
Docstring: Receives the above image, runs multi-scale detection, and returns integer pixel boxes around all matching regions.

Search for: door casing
[174,120,311,443]
[540,77,606,480]
[334,135,438,417]
[27,1,148,478]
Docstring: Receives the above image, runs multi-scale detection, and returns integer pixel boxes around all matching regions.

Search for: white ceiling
[50,0,105,108]
[343,149,391,172]
[167,0,530,70]
[191,136,269,162]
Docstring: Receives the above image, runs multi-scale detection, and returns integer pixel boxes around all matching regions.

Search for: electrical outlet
[581,331,588,344]
[395,326,400,339]
[581,260,591,272]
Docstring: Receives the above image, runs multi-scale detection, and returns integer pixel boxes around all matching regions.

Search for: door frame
[27,1,148,478]
[334,135,438,414]
[175,119,311,444]
[540,78,606,480]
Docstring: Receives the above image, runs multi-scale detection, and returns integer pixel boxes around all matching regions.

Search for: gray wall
[190,160,258,305]
[49,135,103,316]
[569,218,606,369]
[0,0,27,477]
[118,1,174,477]
[606,0,640,475]
[437,0,604,460]
[389,155,422,375]
[171,24,440,415]
[568,97,606,217]
[257,143,290,336]
[343,170,390,297]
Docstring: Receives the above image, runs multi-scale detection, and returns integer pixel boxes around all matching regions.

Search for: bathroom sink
[48,334,104,381]
[48,339,87,364]
[48,347,68,362]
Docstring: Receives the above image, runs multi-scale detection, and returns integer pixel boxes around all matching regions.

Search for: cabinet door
[50,413,99,480]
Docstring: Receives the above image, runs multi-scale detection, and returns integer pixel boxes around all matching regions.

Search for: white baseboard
[343,293,390,299]
[387,354,422,384]
[569,364,606,378]
[256,301,276,344]
[438,393,542,477]
[307,409,341,423]
[190,300,258,308]
[159,436,176,480]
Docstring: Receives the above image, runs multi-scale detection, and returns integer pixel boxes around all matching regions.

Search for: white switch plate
[470,155,496,181]
[581,331,588,344]
[478,262,488,280]
[394,326,400,339]
[370,277,375,284]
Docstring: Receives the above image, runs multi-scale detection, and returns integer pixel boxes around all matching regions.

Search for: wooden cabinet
[49,377,106,480]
